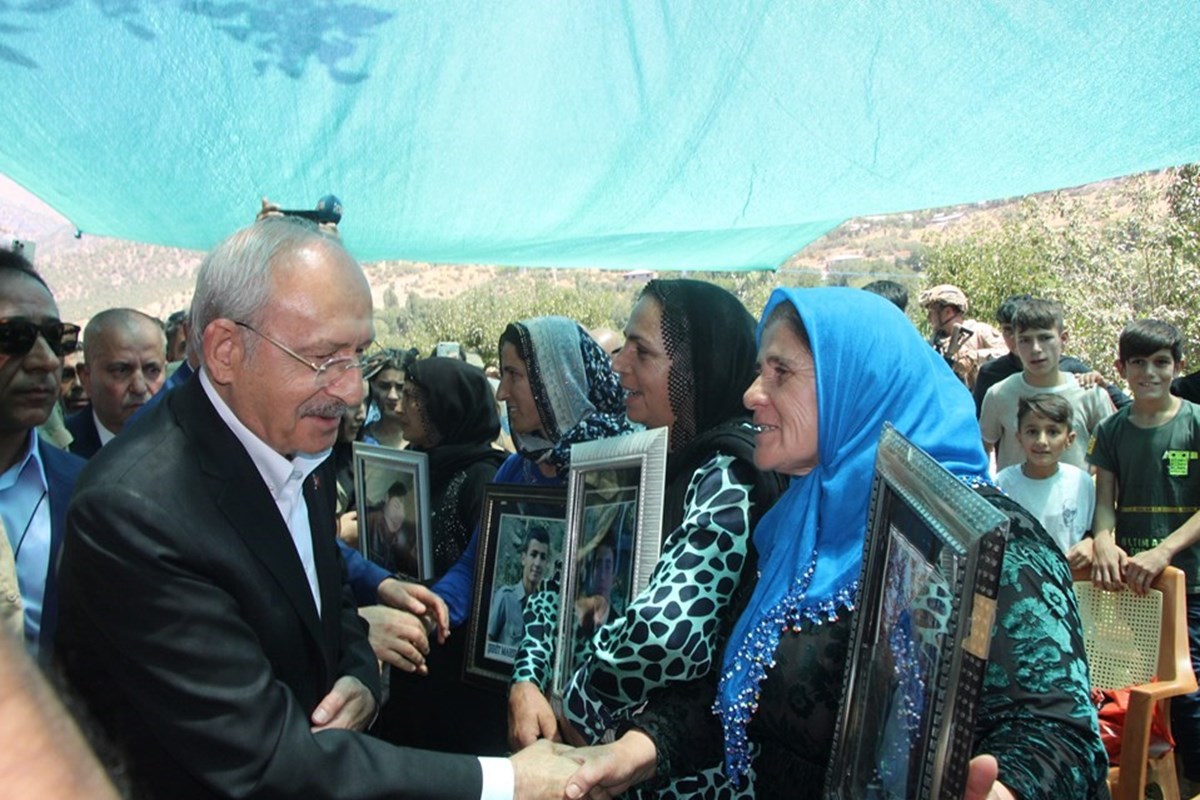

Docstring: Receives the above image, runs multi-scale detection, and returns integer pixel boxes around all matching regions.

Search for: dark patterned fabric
[562,455,775,741]
[718,288,991,781]
[626,487,1109,799]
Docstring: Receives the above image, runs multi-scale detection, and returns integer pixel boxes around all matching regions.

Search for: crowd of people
[1,216,1198,799]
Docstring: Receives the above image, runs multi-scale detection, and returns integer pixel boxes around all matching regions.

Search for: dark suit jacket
[37,437,85,665]
[57,377,482,799]
[64,405,103,459]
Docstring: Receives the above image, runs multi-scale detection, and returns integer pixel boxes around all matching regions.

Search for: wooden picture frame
[824,424,1009,800]
[550,426,669,712]
[352,443,433,582]
[464,484,569,693]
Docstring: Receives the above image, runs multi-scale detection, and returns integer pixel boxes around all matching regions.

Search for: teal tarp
[1,2,1198,269]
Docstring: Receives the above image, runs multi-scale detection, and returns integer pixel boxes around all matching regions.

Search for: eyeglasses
[0,318,80,358]
[234,321,372,387]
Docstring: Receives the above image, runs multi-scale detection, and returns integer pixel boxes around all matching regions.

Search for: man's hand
[1066,537,1094,570]
[376,578,449,644]
[510,739,579,800]
[508,680,559,750]
[563,731,657,800]
[963,755,1016,800]
[1074,371,1108,391]
[310,675,375,733]
[358,605,431,674]
[1124,545,1171,595]
[1091,533,1128,591]
[256,197,283,222]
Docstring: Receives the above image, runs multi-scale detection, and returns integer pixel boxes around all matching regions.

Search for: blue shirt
[432,453,563,628]
[0,430,51,658]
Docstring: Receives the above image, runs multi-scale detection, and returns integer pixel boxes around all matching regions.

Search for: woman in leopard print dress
[508,280,786,775]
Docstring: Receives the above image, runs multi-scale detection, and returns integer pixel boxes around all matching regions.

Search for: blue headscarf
[715,287,989,781]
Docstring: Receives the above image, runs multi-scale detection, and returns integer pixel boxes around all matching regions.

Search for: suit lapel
[305,463,344,660]
[38,440,83,662]
[172,379,328,654]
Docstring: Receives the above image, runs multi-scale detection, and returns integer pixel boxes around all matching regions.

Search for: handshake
[509,732,656,800]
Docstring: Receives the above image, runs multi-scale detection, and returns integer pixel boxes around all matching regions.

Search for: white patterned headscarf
[500,316,633,470]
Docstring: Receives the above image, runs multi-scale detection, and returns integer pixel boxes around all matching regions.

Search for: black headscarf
[403,357,504,491]
[638,279,770,533]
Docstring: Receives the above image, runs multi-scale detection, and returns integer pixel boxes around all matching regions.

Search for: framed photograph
[464,484,569,692]
[824,424,1009,800]
[352,443,432,582]
[551,426,669,711]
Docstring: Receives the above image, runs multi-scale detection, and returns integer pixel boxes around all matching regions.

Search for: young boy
[1086,318,1200,788]
[979,298,1115,473]
[995,394,1095,555]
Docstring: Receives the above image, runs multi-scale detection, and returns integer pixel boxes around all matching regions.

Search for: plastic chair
[1073,566,1198,800]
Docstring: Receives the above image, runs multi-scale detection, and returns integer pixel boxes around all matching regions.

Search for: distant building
[622,269,656,284]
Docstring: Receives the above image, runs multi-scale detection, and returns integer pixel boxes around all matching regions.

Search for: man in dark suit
[57,218,571,799]
[66,307,166,459]
[0,250,86,666]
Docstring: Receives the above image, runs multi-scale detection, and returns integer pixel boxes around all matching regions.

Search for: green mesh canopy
[1,1,1197,269]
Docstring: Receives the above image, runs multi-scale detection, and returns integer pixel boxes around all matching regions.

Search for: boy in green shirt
[1084,318,1200,786]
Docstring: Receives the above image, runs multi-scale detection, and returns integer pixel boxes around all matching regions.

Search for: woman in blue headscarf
[562,288,1107,799]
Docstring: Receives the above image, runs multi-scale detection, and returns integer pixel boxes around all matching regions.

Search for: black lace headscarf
[638,279,764,532]
[499,316,633,472]
[403,357,504,492]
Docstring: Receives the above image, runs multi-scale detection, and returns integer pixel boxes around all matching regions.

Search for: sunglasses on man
[0,318,81,358]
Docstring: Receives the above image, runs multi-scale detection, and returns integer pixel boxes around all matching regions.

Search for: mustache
[301,400,347,419]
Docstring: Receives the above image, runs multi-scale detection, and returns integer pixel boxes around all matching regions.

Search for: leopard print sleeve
[564,454,756,741]
[511,586,559,690]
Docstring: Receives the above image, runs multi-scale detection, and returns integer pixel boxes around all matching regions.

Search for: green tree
[920,167,1200,379]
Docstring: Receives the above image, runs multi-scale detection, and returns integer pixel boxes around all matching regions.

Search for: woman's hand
[575,594,610,629]
[563,730,658,800]
[336,511,358,546]
[508,680,559,750]
[964,755,1016,800]
[376,579,449,643]
[357,606,430,674]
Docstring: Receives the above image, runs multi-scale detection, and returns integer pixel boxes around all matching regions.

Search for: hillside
[0,169,1174,326]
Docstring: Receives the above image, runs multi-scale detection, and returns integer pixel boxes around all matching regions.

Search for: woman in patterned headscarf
[561,288,1108,800]
[408,317,632,755]
[508,280,787,763]
[433,317,631,624]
